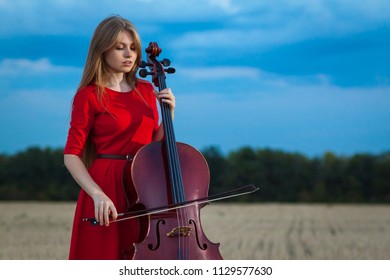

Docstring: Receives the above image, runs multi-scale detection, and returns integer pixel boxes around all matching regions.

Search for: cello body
[131,142,222,259]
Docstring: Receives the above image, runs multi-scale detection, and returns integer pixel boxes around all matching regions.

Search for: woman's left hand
[155,88,175,119]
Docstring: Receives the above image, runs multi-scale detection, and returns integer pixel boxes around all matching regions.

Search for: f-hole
[189,219,207,250]
[148,219,166,251]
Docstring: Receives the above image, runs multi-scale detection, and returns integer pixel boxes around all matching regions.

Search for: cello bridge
[166,226,191,237]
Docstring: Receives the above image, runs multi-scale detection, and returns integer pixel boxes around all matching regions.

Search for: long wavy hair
[78,15,143,167]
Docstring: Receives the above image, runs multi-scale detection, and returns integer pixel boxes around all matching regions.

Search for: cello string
[165,95,189,259]
[158,77,187,200]
[158,74,188,259]
[169,130,189,259]
[159,75,180,203]
[166,108,188,259]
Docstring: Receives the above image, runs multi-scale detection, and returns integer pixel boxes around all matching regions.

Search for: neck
[106,73,132,92]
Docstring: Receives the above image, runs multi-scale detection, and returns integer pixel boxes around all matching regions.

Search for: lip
[122,61,132,66]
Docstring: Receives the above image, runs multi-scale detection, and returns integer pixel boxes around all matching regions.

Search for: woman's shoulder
[136,79,154,92]
[72,84,99,107]
[74,84,98,100]
[76,84,97,96]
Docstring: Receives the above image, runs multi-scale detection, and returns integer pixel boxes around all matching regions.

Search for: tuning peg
[161,59,171,67]
[139,69,153,78]
[138,61,153,68]
[165,67,176,74]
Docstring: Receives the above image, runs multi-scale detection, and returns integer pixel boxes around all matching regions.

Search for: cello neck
[141,42,186,204]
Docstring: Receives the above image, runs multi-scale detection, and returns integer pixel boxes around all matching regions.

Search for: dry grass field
[0,202,389,260]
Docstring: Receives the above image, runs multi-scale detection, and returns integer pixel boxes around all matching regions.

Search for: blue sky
[0,0,389,157]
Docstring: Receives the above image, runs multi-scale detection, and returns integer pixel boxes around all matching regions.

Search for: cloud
[171,65,281,97]
[0,58,82,93]
[172,64,333,96]
[170,26,304,52]
[0,58,81,76]
[170,1,390,51]
[2,0,390,37]
[208,0,240,14]
[0,0,240,36]
[179,66,261,80]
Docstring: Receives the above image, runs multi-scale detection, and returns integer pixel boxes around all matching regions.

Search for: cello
[83,42,258,259]
[130,42,223,259]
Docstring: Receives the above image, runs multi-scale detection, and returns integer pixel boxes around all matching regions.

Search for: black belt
[97,154,133,161]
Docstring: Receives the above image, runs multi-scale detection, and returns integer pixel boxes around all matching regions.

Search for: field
[0,202,389,260]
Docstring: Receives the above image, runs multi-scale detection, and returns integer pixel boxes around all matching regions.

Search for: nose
[124,47,131,57]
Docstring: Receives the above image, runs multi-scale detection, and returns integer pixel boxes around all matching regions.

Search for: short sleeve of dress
[64,87,96,157]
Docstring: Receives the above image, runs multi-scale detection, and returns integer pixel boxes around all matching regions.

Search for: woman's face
[104,30,138,75]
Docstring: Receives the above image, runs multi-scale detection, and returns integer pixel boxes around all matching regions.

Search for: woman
[64,15,175,259]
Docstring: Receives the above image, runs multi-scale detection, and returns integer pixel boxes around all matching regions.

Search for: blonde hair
[79,15,143,167]
[78,15,142,98]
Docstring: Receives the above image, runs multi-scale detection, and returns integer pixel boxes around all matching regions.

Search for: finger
[160,94,175,101]
[160,88,171,95]
[158,93,170,100]
[158,89,174,99]
[99,203,104,226]
[161,98,175,109]
[104,205,110,227]
[94,205,99,224]
[110,205,118,221]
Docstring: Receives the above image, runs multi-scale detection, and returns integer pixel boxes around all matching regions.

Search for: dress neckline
[105,87,133,94]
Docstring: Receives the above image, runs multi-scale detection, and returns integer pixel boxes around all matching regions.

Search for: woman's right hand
[64,154,118,226]
[91,191,118,226]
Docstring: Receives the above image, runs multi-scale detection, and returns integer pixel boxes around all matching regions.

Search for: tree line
[0,146,389,203]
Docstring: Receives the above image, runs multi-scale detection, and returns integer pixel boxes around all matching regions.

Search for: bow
[83,184,259,225]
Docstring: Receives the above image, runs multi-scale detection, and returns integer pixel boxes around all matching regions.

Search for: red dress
[64,81,159,259]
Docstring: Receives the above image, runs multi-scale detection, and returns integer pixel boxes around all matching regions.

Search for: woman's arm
[64,154,118,226]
